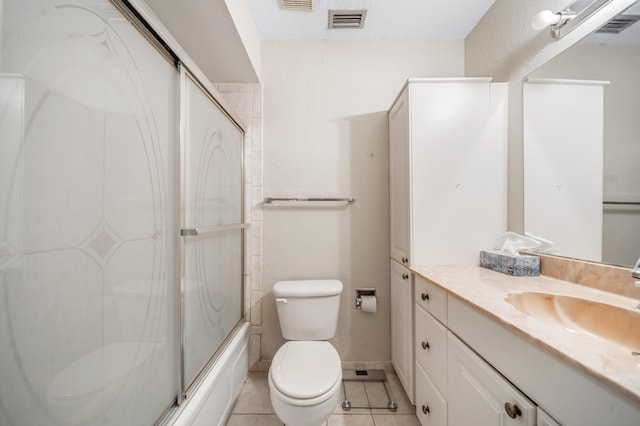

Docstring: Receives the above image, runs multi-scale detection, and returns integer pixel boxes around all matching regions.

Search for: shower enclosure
[0,0,246,424]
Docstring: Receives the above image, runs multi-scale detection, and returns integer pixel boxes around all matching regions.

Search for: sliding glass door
[0,0,245,424]
[181,71,245,390]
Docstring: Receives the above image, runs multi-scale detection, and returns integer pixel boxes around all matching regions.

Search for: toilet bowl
[268,341,341,426]
[268,280,343,426]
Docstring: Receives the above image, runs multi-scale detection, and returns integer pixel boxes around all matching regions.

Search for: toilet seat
[269,341,341,406]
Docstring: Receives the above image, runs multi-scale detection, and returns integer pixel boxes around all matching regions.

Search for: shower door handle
[180,223,250,236]
[181,228,198,236]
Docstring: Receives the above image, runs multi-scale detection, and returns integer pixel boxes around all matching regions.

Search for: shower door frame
[111,0,249,411]
[177,63,248,404]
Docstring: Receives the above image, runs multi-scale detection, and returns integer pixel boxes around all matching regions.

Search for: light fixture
[531,9,577,35]
[531,0,614,39]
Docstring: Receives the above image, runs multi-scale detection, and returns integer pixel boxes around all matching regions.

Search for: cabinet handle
[504,402,522,419]
[421,341,430,350]
[422,404,430,415]
[421,293,430,301]
[402,273,409,280]
[402,257,408,264]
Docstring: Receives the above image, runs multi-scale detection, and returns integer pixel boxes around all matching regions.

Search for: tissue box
[480,251,540,276]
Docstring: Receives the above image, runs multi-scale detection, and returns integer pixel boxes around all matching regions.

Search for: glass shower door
[0,0,179,424]
[181,70,245,390]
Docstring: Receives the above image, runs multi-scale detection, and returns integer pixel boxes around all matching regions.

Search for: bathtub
[165,322,249,426]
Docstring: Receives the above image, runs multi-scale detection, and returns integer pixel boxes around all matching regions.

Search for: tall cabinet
[388,78,508,405]
[524,79,605,263]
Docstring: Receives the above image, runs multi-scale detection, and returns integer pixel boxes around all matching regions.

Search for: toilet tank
[273,280,343,340]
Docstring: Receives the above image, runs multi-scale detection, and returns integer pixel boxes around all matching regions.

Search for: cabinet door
[524,81,603,262]
[389,89,411,266]
[448,332,535,426]
[390,260,414,403]
[537,407,562,426]
[409,82,507,265]
[416,364,447,426]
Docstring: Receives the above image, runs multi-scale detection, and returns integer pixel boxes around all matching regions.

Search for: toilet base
[270,384,340,426]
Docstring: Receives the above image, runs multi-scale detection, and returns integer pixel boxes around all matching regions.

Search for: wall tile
[217,83,263,371]
[251,255,262,292]
[251,222,262,257]
[251,118,263,153]
[250,290,262,325]
[251,86,263,118]
[251,186,263,222]
[251,150,263,187]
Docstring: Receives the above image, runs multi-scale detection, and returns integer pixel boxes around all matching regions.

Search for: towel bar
[263,197,356,205]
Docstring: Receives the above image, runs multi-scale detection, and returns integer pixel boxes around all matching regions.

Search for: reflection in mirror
[525,1,640,268]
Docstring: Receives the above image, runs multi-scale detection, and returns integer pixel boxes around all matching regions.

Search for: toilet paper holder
[355,288,376,309]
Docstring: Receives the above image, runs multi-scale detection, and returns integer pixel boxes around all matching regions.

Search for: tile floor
[227,371,420,425]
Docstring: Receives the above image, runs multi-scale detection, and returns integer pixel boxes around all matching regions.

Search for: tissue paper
[359,295,377,313]
[499,232,541,256]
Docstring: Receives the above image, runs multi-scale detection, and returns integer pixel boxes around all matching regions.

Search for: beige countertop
[410,265,640,406]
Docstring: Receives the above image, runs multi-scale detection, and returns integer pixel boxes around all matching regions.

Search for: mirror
[525,1,640,268]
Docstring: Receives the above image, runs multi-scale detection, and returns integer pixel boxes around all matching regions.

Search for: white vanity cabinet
[390,260,414,403]
[389,78,508,405]
[447,296,640,426]
[413,274,556,426]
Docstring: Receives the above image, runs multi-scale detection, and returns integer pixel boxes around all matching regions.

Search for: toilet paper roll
[360,295,377,313]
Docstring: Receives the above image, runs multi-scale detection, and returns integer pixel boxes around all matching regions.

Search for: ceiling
[247,0,496,40]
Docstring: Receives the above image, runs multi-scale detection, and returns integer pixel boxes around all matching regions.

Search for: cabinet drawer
[415,275,447,324]
[415,305,448,397]
[415,363,447,426]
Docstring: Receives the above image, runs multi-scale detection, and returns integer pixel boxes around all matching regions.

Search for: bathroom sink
[505,292,640,350]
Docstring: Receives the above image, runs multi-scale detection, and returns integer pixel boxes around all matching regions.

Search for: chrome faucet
[632,257,640,309]
[632,257,640,280]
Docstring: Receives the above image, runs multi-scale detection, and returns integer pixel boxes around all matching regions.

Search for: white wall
[259,40,464,364]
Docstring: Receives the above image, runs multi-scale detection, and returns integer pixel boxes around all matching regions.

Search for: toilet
[268,279,343,426]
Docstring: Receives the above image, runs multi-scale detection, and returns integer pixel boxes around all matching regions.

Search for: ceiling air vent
[596,14,640,33]
[328,10,367,29]
[280,0,315,11]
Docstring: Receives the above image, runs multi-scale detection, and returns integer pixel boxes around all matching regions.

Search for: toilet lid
[270,341,341,400]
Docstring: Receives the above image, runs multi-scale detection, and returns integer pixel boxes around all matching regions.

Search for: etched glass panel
[184,230,243,385]
[184,77,243,228]
[0,1,179,424]
[183,75,243,387]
